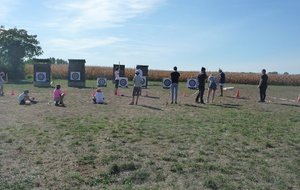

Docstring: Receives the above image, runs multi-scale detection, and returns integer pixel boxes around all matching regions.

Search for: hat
[96,88,102,92]
[24,90,29,93]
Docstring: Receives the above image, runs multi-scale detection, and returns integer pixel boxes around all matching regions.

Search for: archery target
[119,77,128,87]
[97,78,107,87]
[162,78,172,88]
[36,72,46,82]
[142,76,147,87]
[70,72,80,80]
[188,79,198,88]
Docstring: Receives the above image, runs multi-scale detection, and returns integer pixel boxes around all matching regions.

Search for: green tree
[0,26,43,80]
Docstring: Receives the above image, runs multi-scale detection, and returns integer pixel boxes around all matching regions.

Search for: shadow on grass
[140,105,163,111]
[184,104,206,108]
[226,96,250,100]
[144,96,160,99]
[211,103,242,109]
[276,103,300,108]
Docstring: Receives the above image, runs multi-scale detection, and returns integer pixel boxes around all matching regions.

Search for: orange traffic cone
[63,90,67,95]
[183,91,187,97]
[11,89,15,95]
[116,91,120,96]
[145,91,149,97]
[298,94,300,102]
[235,89,240,98]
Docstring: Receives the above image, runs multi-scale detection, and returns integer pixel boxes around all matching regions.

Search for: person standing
[129,71,143,105]
[219,69,226,96]
[136,66,143,77]
[206,74,218,103]
[195,67,208,104]
[0,72,7,96]
[170,66,180,104]
[258,69,268,103]
[114,67,120,95]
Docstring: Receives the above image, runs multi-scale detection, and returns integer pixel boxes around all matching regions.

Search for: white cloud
[48,36,127,50]
[44,0,166,31]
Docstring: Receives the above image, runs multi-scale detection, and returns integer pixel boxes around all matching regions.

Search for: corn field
[26,65,300,86]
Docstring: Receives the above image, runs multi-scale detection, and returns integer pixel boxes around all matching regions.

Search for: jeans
[171,83,178,103]
[196,85,205,103]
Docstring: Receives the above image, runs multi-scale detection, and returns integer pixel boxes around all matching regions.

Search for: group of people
[1,67,268,106]
[169,67,268,104]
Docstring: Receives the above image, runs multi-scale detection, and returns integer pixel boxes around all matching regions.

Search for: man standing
[136,66,143,77]
[219,69,226,97]
[129,71,143,105]
[195,67,208,104]
[170,66,180,104]
[258,69,268,103]
[114,67,120,95]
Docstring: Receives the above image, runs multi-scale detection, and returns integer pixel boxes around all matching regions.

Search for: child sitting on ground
[18,90,37,105]
[53,84,65,106]
[93,88,104,104]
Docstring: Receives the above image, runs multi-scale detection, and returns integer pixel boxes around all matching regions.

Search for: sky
[1,0,300,74]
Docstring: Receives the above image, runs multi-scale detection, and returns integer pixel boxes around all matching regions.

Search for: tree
[283,72,289,75]
[0,26,43,80]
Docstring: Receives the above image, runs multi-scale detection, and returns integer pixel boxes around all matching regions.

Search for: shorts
[54,97,61,102]
[132,87,141,96]
[115,80,119,88]
[219,83,225,87]
[209,82,217,90]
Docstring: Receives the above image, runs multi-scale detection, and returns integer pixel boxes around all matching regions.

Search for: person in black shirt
[195,67,208,104]
[170,66,180,104]
[258,69,268,103]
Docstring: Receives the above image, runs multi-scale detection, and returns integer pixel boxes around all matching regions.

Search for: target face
[188,79,197,88]
[162,78,172,88]
[142,76,147,87]
[119,77,128,87]
[97,78,107,87]
[71,72,80,80]
[36,72,46,82]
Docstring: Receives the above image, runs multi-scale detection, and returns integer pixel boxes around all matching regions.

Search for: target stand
[68,59,86,88]
[187,78,198,89]
[97,78,107,87]
[33,59,51,87]
[162,78,172,89]
[137,65,149,88]
[141,76,147,87]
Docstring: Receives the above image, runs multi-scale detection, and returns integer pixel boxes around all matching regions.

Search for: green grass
[0,79,300,189]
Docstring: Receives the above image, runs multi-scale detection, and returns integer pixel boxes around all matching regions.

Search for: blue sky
[1,0,299,74]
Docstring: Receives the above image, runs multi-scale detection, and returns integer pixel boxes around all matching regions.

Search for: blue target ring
[37,73,45,81]
[164,79,171,87]
[98,79,106,86]
[189,79,196,87]
[72,72,80,80]
[120,79,127,86]
[142,78,146,85]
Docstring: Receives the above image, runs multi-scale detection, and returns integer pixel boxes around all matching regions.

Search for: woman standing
[206,74,218,103]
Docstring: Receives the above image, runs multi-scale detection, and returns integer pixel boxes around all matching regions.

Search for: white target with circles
[97,78,107,87]
[70,72,80,80]
[162,78,172,88]
[187,79,198,89]
[142,76,147,87]
[119,77,128,87]
[36,72,46,82]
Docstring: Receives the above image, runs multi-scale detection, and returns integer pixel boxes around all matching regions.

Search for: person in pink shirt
[53,84,65,106]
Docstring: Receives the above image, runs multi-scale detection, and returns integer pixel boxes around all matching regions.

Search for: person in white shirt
[136,66,143,77]
[93,88,104,104]
[114,67,120,95]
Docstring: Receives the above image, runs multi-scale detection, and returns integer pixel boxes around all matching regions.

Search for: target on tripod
[142,76,147,87]
[70,72,80,80]
[36,72,46,82]
[188,79,197,88]
[162,78,172,88]
[119,77,128,87]
[97,78,107,87]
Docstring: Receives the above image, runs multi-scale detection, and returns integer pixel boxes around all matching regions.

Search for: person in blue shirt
[219,69,226,97]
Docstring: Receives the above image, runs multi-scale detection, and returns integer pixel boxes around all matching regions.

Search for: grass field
[1,80,300,190]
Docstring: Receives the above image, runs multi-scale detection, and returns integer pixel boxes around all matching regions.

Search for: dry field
[25,64,300,86]
[1,79,300,189]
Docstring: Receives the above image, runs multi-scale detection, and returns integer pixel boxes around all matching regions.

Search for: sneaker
[55,103,59,106]
[129,102,134,105]
[175,102,177,104]
[258,100,265,103]
[219,95,223,97]
[200,101,205,104]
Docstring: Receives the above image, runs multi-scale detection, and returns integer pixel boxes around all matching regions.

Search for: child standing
[53,84,65,106]
[93,88,104,104]
[207,74,218,103]
[0,72,7,96]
